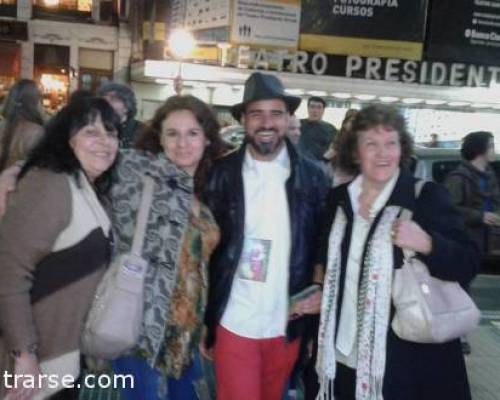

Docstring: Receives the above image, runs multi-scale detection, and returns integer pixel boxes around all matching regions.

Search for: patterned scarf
[316,205,400,400]
[111,150,194,368]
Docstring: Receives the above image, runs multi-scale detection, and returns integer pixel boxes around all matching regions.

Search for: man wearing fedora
[202,72,329,399]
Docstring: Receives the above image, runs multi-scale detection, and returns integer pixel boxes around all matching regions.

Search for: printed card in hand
[289,284,322,316]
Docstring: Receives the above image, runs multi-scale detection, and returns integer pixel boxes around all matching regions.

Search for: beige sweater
[0,169,110,368]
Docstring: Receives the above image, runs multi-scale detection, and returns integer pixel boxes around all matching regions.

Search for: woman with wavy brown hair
[110,95,226,400]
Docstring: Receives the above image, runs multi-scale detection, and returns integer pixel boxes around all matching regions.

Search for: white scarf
[316,205,401,400]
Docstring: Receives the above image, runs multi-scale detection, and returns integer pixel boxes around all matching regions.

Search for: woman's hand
[392,220,433,255]
[199,327,214,361]
[6,352,41,400]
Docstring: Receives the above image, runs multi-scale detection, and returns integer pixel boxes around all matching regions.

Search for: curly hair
[337,104,414,176]
[20,97,122,195]
[135,95,226,197]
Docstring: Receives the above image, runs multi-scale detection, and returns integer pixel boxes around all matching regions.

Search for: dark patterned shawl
[110,149,193,368]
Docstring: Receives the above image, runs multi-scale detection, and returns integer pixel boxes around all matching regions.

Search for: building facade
[0,0,132,112]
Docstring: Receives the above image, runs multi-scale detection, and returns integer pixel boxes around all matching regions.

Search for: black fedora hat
[231,72,301,121]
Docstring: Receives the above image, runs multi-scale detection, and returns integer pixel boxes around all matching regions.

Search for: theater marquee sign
[234,48,500,88]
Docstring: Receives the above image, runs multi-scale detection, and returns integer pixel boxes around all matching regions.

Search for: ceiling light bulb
[168,29,196,59]
[379,96,399,103]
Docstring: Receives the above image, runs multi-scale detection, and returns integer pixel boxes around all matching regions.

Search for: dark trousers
[333,363,356,400]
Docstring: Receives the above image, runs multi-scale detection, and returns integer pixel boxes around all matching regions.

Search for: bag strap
[131,176,155,255]
[400,179,427,260]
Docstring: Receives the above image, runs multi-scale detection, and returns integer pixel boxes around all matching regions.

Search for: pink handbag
[81,177,154,359]
[391,180,481,343]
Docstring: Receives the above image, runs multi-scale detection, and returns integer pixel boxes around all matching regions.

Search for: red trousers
[214,324,300,400]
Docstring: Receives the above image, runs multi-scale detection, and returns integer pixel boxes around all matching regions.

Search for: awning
[131,60,500,112]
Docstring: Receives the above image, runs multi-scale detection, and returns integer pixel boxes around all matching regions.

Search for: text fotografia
[332,0,398,17]
[238,49,500,88]
[3,371,134,390]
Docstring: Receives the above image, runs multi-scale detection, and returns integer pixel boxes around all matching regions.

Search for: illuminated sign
[231,47,500,88]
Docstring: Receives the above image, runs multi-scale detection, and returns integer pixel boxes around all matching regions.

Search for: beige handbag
[391,180,481,344]
[81,176,155,359]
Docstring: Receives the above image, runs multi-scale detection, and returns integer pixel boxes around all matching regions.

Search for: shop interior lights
[308,90,327,96]
[425,99,447,105]
[470,103,490,108]
[355,94,376,101]
[402,98,424,104]
[331,92,351,99]
[43,0,59,6]
[286,89,304,95]
[447,101,470,107]
[379,96,399,103]
[40,74,66,92]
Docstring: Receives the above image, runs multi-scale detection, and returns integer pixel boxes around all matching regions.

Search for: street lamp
[168,29,196,95]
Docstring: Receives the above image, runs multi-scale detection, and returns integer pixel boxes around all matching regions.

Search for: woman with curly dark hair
[110,95,226,400]
[0,97,120,399]
[315,104,478,400]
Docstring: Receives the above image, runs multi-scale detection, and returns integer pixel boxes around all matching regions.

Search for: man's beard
[247,131,284,156]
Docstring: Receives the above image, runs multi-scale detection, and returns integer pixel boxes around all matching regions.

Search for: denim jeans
[112,354,203,400]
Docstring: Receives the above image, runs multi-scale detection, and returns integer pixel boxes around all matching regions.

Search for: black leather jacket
[203,139,329,347]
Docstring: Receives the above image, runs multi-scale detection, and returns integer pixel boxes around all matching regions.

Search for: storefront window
[79,69,111,93]
[33,0,92,19]
[0,0,16,17]
[34,44,69,114]
[78,48,113,93]
[39,73,69,114]
[0,42,20,103]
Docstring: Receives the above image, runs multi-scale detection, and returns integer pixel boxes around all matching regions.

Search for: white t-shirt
[221,145,292,339]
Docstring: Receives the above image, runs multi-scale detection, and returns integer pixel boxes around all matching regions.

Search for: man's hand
[484,212,500,226]
[290,287,322,319]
